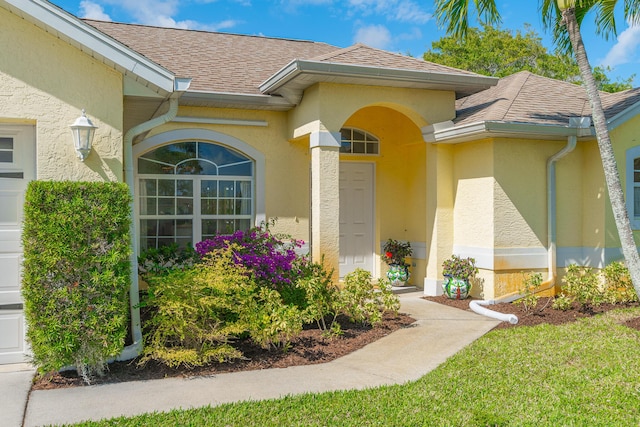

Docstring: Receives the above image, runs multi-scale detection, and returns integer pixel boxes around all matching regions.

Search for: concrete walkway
[1,292,499,426]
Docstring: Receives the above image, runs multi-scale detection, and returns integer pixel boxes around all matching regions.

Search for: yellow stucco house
[2,0,640,364]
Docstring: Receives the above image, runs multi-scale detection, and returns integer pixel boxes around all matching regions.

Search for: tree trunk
[563,7,640,298]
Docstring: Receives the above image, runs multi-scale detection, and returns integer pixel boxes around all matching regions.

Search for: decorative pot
[387,263,409,286]
[443,276,471,299]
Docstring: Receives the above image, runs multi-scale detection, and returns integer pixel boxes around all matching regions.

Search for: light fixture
[70,109,97,161]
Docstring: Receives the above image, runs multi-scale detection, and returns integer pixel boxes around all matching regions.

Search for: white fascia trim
[2,0,175,94]
[259,59,498,94]
[173,116,268,127]
[425,120,595,144]
[607,102,640,131]
[180,91,294,110]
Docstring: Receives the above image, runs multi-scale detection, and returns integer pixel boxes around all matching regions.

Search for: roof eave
[424,121,596,144]
[607,102,640,130]
[1,0,177,96]
[260,59,498,104]
[180,90,295,111]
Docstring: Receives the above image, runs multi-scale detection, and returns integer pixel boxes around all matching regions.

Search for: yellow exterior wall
[610,115,640,247]
[289,82,455,138]
[453,140,494,249]
[0,7,124,182]
[144,106,311,243]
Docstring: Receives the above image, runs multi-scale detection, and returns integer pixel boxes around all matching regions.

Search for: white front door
[0,125,35,364]
[339,162,374,278]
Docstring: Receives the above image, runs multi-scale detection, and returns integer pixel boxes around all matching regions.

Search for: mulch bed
[32,295,640,391]
[31,312,415,390]
[424,295,640,331]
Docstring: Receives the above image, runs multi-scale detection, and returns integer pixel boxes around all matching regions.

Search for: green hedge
[22,181,132,382]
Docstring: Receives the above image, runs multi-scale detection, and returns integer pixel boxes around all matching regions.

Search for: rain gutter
[468,117,592,323]
[116,78,191,362]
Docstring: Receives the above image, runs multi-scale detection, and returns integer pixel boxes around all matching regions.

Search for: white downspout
[116,81,190,361]
[469,117,591,324]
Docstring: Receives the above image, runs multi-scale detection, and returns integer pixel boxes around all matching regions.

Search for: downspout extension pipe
[469,300,519,324]
[468,117,591,324]
[116,85,189,361]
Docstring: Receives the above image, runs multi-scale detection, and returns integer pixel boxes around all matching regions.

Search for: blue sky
[50,0,640,86]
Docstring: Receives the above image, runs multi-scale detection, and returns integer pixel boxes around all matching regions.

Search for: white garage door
[0,125,35,365]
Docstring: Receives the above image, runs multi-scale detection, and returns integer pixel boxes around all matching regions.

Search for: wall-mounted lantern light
[70,109,97,161]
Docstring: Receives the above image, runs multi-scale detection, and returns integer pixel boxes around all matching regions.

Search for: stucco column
[310,131,341,283]
[424,143,455,295]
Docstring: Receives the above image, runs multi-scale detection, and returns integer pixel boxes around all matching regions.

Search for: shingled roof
[456,71,640,127]
[84,19,488,96]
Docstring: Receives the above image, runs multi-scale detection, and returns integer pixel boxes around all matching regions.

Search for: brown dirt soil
[31,312,415,390]
[424,295,640,331]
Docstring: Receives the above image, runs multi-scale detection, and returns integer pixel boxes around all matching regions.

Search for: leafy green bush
[515,272,542,312]
[552,294,573,311]
[140,246,249,368]
[21,181,131,383]
[240,287,303,350]
[138,243,199,279]
[297,260,341,335]
[561,264,603,310]
[339,269,400,326]
[141,245,305,367]
[602,261,638,303]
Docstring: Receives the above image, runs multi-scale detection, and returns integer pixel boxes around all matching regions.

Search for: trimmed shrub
[141,245,304,367]
[22,181,131,383]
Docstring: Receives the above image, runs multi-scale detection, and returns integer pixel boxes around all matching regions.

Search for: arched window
[137,141,254,250]
[339,128,379,155]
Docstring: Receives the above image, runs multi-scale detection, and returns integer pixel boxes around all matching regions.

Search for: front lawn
[68,307,640,426]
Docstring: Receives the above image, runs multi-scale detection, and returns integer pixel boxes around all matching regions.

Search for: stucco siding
[0,7,124,182]
[143,106,310,243]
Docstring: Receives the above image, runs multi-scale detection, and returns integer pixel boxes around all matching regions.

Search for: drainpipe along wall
[469,117,592,323]
[116,83,190,361]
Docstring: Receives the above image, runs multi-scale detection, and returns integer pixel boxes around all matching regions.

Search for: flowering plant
[195,223,304,290]
[442,254,478,282]
[382,239,412,266]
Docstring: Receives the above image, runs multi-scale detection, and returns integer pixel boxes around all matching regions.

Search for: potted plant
[442,254,478,299]
[382,239,412,286]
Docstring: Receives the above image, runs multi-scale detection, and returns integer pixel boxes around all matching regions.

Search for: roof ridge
[483,71,533,121]
[83,18,336,47]
[309,44,361,61]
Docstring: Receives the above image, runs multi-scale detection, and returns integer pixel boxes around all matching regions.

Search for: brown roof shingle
[85,20,484,95]
[456,71,640,126]
[85,20,339,93]
[311,43,478,76]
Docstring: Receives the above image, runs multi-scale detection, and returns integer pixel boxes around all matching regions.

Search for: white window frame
[339,127,380,155]
[625,145,640,230]
[134,129,265,250]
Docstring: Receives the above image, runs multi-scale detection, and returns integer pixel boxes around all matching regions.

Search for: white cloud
[601,23,640,68]
[89,0,239,32]
[79,1,112,21]
[347,0,431,24]
[354,24,391,49]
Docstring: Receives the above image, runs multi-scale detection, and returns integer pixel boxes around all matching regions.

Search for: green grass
[67,308,640,427]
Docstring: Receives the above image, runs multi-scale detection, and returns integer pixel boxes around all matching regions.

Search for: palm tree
[434,0,640,298]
